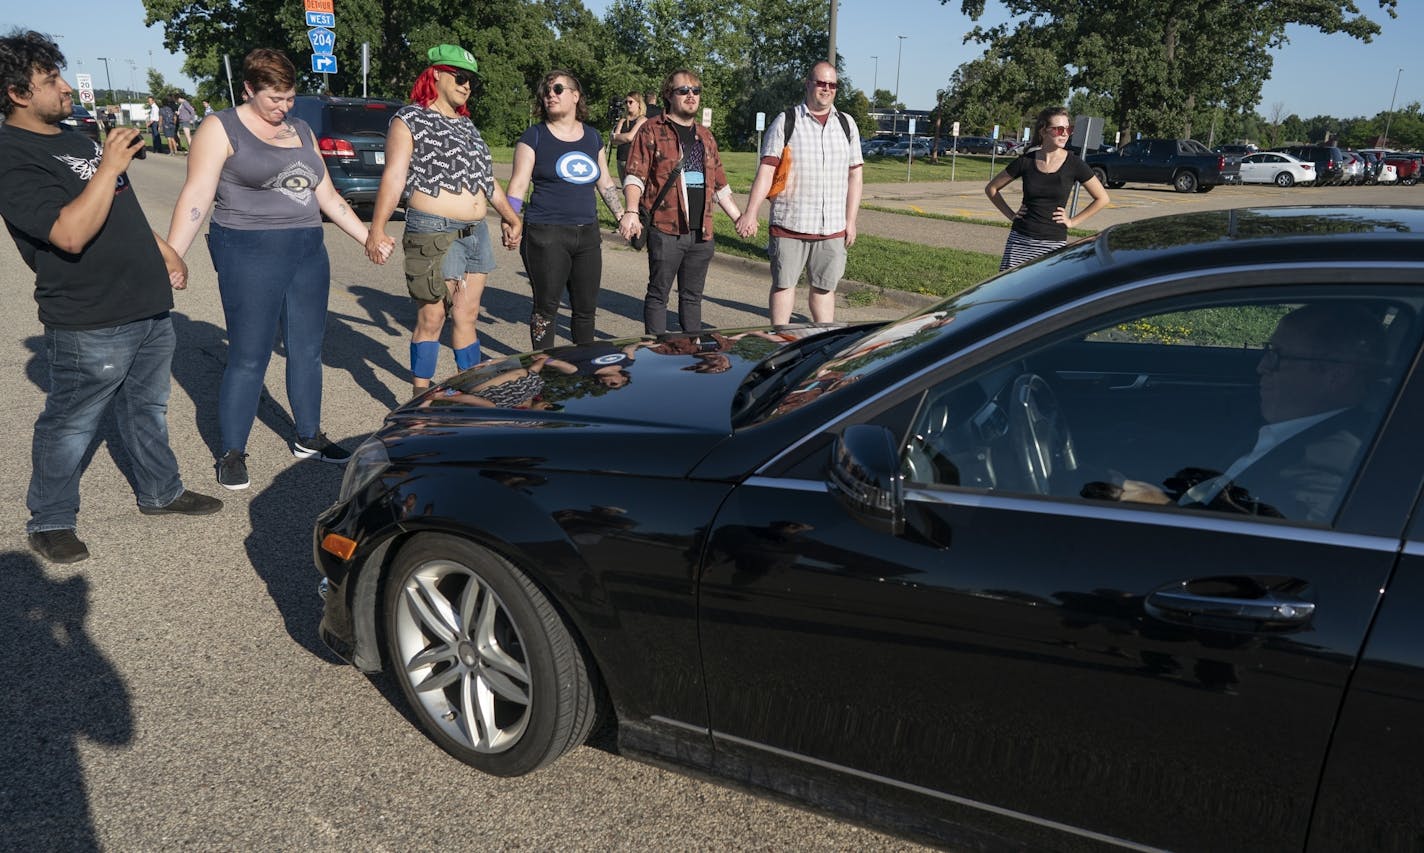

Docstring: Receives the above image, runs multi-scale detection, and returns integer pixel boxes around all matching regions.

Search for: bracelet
[621,210,637,218]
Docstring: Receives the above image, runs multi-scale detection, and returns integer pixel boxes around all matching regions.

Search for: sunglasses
[813,80,839,90]
[672,85,702,96]
[545,83,575,96]
[1046,125,1073,136]
[444,71,472,87]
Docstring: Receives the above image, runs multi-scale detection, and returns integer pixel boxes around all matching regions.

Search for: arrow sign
[312,54,338,74]
[308,27,335,54]
[305,11,335,27]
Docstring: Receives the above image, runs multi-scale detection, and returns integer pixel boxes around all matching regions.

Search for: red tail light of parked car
[319,137,357,158]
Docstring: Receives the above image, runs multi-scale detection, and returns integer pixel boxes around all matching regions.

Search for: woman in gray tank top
[164,48,393,491]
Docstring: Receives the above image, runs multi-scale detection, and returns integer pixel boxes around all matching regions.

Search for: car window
[901,292,1422,527]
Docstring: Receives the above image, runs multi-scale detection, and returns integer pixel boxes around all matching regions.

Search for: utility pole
[871,55,878,98]
[827,0,837,65]
[97,56,114,105]
[894,36,907,104]
[1383,66,1404,148]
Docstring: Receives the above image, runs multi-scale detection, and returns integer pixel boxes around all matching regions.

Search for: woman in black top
[610,91,648,182]
[984,106,1109,270]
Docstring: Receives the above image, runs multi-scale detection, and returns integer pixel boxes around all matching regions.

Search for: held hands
[617,210,642,242]
[165,254,188,290]
[501,218,522,250]
[735,212,758,239]
[364,230,396,265]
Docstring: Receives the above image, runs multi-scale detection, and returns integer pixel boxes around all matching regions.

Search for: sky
[6,0,1420,119]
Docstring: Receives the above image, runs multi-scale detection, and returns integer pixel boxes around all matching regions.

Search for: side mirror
[827,425,904,535]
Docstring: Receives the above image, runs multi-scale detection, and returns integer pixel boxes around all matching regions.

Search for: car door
[1240,153,1268,183]
[697,283,1424,850]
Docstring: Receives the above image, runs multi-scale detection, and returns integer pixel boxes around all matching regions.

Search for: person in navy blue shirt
[504,70,626,350]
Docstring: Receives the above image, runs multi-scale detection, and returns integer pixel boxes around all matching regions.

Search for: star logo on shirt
[555,151,600,185]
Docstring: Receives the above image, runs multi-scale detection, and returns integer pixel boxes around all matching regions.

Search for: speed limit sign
[75,72,95,105]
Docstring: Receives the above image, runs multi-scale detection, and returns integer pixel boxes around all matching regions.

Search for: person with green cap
[365,44,523,398]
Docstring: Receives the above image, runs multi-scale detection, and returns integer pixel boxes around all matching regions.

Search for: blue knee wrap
[410,341,440,379]
[453,340,482,370]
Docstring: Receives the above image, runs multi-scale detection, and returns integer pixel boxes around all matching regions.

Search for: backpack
[782,106,853,146]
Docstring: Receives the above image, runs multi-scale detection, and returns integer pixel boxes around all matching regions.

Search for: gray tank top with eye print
[212,108,324,229]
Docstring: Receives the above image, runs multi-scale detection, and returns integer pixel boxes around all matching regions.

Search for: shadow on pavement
[243,454,346,663]
[0,551,133,848]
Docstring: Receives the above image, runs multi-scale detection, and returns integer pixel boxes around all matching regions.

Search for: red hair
[409,66,470,116]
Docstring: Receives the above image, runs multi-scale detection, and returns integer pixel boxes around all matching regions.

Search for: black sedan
[316,206,1424,850]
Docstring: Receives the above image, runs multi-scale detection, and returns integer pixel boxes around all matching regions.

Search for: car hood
[381,328,845,476]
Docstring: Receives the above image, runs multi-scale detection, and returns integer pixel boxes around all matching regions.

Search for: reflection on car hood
[404,328,845,430]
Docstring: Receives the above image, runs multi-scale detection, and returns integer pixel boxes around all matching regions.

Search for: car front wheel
[383,534,599,776]
[1275,172,1294,187]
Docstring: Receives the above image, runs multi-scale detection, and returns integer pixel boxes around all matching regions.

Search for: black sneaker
[293,432,351,464]
[217,450,250,490]
[139,489,224,516]
[29,529,90,563]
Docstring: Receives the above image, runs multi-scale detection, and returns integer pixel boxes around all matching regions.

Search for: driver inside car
[1083,303,1388,523]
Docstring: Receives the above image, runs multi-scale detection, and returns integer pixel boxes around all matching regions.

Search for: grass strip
[595,209,1000,300]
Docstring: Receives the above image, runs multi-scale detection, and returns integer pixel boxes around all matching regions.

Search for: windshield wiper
[730,326,869,425]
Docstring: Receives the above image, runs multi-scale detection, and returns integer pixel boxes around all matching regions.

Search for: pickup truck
[1085,138,1242,193]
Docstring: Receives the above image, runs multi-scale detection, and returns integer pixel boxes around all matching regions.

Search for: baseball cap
[427,44,479,76]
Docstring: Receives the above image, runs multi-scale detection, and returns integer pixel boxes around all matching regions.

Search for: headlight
[338,436,391,502]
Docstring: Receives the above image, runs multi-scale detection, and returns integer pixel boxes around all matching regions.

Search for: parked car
[860,136,897,156]
[1214,143,1258,157]
[884,138,931,158]
[316,205,1424,851]
[1273,144,1346,186]
[1355,149,1385,184]
[1339,150,1365,185]
[1237,151,1315,187]
[286,94,403,207]
[60,103,101,145]
[1086,137,1242,192]
[944,135,1009,155]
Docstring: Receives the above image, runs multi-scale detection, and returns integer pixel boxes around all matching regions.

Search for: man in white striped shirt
[737,61,863,325]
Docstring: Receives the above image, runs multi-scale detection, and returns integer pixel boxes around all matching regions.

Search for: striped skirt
[999,229,1066,271]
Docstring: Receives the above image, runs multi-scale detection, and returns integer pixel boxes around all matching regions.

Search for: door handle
[1146,578,1315,632]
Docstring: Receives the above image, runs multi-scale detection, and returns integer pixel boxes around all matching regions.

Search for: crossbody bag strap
[644,156,684,213]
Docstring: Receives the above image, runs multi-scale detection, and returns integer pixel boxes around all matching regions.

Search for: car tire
[383,534,600,777]
[1091,167,1109,187]
[1275,172,1295,188]
[1107,180,1126,189]
[1173,170,1198,193]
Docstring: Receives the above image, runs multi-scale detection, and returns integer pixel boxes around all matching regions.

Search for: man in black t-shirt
[0,31,221,564]
[619,69,743,336]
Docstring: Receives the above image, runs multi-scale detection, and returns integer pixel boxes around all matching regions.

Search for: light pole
[125,59,136,100]
[97,56,114,105]
[1382,66,1404,148]
[870,55,878,97]
[894,35,906,104]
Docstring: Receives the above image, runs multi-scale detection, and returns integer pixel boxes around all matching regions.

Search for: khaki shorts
[769,235,846,292]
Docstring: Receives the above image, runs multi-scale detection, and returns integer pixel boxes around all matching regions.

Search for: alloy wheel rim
[394,560,532,753]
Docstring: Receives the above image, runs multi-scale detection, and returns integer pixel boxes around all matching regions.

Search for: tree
[945,0,1397,142]
[870,89,901,111]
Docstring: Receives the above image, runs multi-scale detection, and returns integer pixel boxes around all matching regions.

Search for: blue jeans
[28,314,184,532]
[207,222,330,451]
